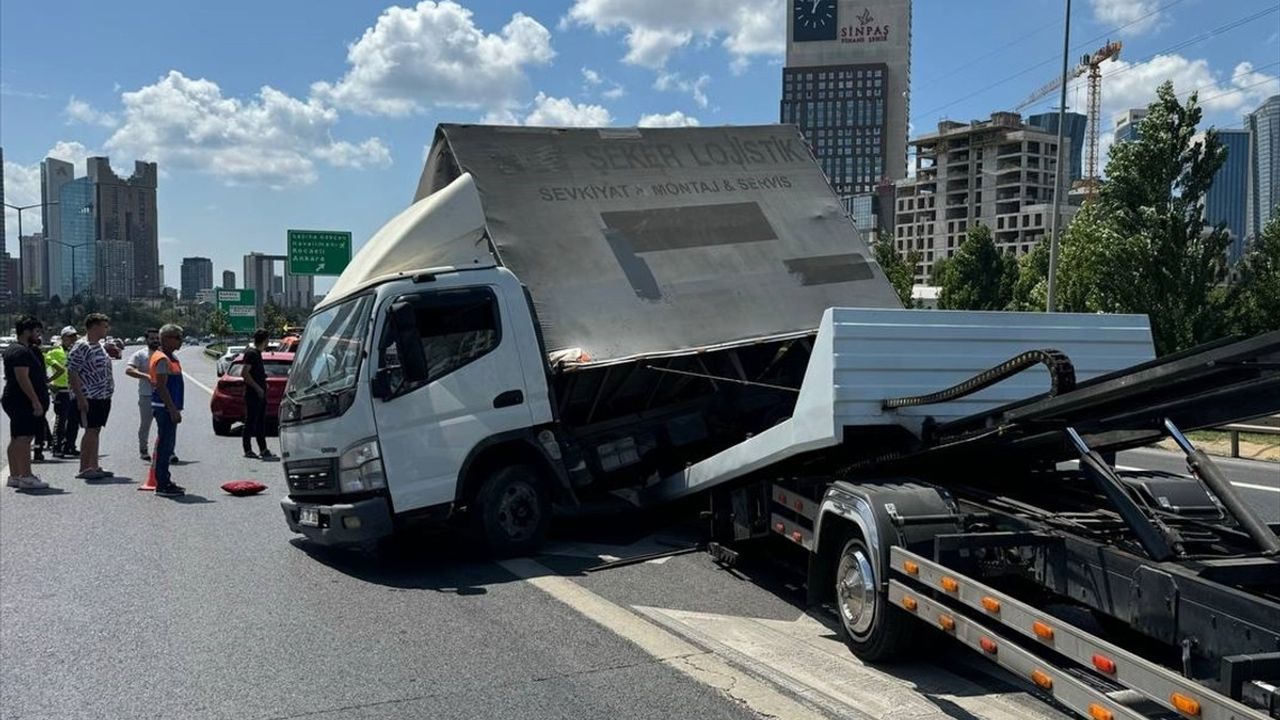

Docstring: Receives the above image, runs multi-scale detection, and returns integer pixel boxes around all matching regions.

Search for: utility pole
[4,201,58,300]
[1045,0,1071,312]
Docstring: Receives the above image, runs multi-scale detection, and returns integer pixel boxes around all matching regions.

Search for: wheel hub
[837,548,877,637]
[495,483,540,541]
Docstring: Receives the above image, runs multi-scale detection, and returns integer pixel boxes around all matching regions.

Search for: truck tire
[212,419,232,436]
[472,465,550,558]
[835,537,919,662]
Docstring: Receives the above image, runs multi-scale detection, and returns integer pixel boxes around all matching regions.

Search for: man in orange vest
[148,324,186,497]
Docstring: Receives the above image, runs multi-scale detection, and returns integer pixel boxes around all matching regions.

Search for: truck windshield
[288,294,374,398]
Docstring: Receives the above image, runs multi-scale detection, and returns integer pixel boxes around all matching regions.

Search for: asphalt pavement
[6,345,1272,719]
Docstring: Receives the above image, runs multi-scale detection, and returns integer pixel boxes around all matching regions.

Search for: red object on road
[209,351,294,436]
[221,480,267,496]
[139,441,157,491]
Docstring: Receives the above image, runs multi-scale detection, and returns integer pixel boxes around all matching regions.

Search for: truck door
[371,285,533,513]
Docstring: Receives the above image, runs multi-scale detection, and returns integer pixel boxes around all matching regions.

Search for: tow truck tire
[835,537,919,662]
[472,465,550,558]
[212,419,232,436]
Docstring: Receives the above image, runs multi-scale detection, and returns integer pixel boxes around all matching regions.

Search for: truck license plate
[299,507,320,527]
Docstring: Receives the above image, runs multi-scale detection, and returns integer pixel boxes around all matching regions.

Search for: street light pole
[1045,0,1072,312]
[3,200,59,300]
[45,238,87,298]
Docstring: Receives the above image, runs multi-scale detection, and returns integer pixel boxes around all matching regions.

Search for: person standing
[240,329,276,460]
[3,316,50,490]
[149,324,186,497]
[125,329,177,462]
[67,313,116,480]
[28,327,53,463]
[46,326,81,459]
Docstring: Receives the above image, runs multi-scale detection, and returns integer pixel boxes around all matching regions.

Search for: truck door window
[380,287,501,395]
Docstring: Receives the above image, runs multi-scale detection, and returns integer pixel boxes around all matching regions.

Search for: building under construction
[893,111,1084,284]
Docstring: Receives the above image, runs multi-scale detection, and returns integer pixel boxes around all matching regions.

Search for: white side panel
[651,308,1153,501]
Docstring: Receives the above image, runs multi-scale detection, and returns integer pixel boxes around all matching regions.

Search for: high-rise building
[19,234,46,296]
[180,256,214,300]
[0,250,18,302]
[1026,112,1088,181]
[57,177,96,298]
[243,252,283,310]
[87,158,159,297]
[222,270,236,290]
[284,272,314,309]
[1195,129,1249,262]
[1114,108,1148,144]
[40,157,75,297]
[894,112,1076,284]
[96,241,135,299]
[782,0,911,196]
[1246,95,1280,241]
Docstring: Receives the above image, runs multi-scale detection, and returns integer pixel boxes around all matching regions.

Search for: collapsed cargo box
[381,124,908,485]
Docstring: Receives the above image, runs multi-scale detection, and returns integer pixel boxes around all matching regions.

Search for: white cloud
[1064,54,1280,172]
[1089,0,1162,35]
[104,71,391,188]
[655,72,710,108]
[638,111,701,127]
[312,1,555,115]
[483,92,613,127]
[581,66,625,99]
[3,141,96,246]
[564,0,783,70]
[64,97,118,128]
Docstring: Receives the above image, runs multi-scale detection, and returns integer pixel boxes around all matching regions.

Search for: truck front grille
[286,459,337,492]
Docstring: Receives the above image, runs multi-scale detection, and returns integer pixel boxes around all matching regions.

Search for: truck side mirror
[390,301,429,386]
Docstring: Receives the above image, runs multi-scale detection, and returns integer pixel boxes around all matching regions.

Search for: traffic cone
[138,440,157,491]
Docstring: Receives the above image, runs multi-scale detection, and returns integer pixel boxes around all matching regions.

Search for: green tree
[871,229,922,307]
[935,223,1017,310]
[1007,240,1049,311]
[1224,212,1280,337]
[1051,82,1230,354]
[261,300,288,334]
[206,308,233,337]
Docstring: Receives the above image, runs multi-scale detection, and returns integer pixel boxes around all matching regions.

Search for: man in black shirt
[3,316,51,490]
[240,328,276,460]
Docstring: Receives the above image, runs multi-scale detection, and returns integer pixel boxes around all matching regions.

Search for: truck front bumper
[280,495,394,546]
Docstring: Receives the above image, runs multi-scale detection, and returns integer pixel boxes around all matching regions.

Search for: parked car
[210,351,295,436]
[215,345,247,376]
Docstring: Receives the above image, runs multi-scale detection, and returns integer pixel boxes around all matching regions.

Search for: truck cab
[279,264,565,554]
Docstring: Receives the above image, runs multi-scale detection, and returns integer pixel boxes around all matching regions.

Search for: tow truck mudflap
[281,496,395,545]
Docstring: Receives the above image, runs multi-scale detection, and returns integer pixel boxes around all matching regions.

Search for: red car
[210,351,295,436]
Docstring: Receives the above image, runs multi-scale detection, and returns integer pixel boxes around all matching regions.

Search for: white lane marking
[178,348,214,395]
[1081,462,1278,493]
[497,557,830,720]
[1231,481,1280,493]
[637,606,1051,720]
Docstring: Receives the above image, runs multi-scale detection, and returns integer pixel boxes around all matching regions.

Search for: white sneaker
[16,476,49,490]
[5,476,21,488]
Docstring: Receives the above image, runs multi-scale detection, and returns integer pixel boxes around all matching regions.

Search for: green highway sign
[288,229,352,276]
[216,288,257,334]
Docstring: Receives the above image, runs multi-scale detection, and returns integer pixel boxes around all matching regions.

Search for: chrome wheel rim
[837,546,877,638]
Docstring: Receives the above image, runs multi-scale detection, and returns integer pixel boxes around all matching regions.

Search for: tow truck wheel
[836,537,918,662]
[472,465,550,558]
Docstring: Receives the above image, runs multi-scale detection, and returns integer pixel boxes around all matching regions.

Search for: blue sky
[3,0,1278,292]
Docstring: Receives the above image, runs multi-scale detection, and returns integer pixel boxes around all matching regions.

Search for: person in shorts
[3,316,51,490]
[68,313,116,480]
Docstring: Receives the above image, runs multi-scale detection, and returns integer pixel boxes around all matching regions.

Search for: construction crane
[1015,40,1122,197]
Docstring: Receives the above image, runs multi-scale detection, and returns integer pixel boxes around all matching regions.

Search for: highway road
[3,345,1273,719]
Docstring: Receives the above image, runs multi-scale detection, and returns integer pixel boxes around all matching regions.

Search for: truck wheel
[836,537,919,662]
[212,419,232,436]
[472,465,550,558]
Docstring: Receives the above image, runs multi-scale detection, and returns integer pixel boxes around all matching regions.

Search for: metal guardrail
[1218,423,1280,458]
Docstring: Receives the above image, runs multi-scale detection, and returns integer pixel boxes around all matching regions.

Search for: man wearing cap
[45,326,81,459]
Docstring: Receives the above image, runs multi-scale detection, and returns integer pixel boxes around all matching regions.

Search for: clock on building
[793,0,838,42]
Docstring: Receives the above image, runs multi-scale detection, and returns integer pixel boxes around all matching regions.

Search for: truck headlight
[339,438,386,492]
